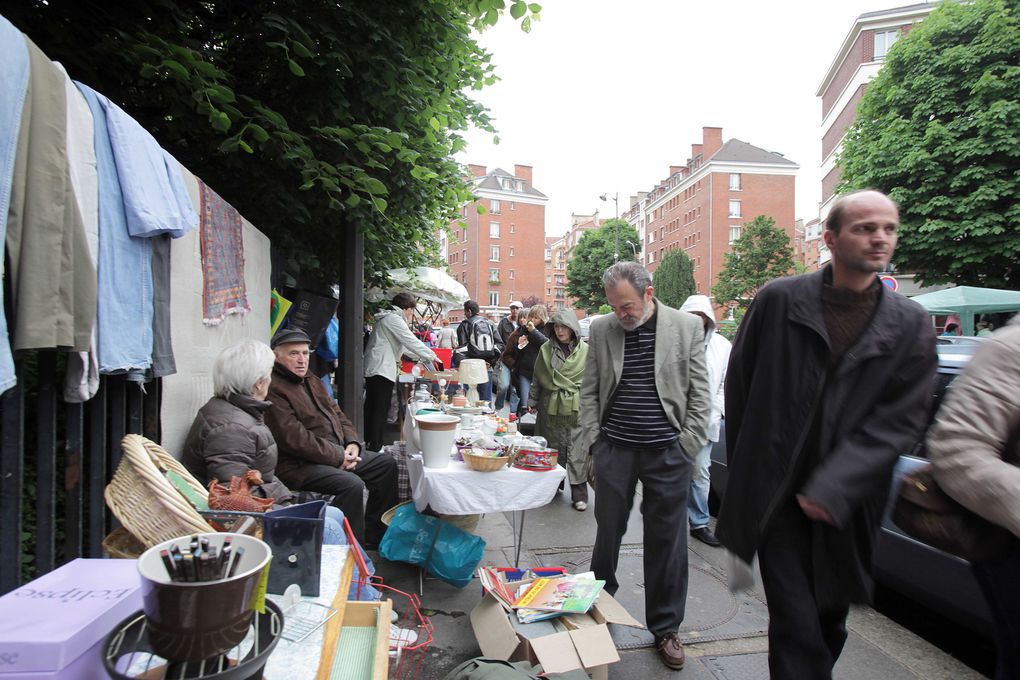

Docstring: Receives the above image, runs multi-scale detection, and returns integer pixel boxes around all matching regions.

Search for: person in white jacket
[364,293,437,451]
[680,295,731,546]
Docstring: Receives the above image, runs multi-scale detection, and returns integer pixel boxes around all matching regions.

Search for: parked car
[577,315,602,341]
[709,338,993,636]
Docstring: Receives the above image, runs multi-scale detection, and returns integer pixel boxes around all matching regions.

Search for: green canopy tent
[909,286,1020,336]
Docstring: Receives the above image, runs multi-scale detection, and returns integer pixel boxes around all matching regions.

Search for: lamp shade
[457,359,489,385]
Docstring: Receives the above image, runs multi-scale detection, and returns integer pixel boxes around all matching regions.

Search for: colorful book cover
[512,573,605,614]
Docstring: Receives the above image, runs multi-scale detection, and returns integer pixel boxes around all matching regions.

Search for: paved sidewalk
[372,483,987,680]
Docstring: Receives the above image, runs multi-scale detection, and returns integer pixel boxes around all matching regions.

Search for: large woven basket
[462,452,510,472]
[104,434,213,548]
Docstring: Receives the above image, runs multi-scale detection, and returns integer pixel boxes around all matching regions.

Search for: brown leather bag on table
[207,470,274,513]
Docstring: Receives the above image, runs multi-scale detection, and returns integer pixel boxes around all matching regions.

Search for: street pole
[601,192,619,261]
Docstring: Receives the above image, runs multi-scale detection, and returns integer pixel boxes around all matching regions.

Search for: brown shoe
[656,632,685,670]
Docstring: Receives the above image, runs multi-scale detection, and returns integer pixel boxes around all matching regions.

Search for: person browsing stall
[578,261,711,671]
[266,328,398,548]
[363,292,438,451]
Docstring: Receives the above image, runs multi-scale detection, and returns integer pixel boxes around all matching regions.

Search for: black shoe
[690,526,721,547]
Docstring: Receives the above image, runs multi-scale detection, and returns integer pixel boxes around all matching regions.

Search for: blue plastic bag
[379,503,486,588]
[316,317,339,362]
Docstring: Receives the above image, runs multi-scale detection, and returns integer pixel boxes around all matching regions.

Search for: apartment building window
[648,251,655,263]
[547,275,552,283]
[489,268,500,282]
[490,246,500,261]
[490,222,500,238]
[509,269,515,280]
[729,173,742,191]
[501,177,513,190]
[490,199,501,214]
[489,292,499,306]
[547,288,552,296]
[729,225,742,244]
[515,180,524,191]
[510,201,516,211]
[729,200,742,218]
[510,223,516,233]
[874,29,899,60]
[509,247,515,257]
[462,229,467,242]
[461,249,466,263]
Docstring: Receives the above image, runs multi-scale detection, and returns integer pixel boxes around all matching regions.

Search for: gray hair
[602,261,652,294]
[525,304,549,324]
[213,339,276,399]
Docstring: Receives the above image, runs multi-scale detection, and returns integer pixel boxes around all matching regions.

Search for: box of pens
[136,532,273,662]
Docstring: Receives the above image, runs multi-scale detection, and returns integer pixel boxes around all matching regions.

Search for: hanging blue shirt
[75,83,155,374]
[0,17,29,395]
[92,92,198,239]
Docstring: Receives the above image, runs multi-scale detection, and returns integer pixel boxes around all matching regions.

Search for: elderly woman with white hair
[181,339,345,541]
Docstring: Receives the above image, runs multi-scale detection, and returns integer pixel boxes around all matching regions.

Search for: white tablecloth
[407,455,565,515]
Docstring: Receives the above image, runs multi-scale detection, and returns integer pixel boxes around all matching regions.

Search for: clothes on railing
[0,16,29,395]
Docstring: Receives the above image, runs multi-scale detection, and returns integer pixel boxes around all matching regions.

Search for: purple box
[0,559,142,678]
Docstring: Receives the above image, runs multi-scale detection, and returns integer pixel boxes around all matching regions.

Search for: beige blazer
[577,298,711,457]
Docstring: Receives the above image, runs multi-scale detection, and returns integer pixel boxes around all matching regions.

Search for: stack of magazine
[478,568,606,624]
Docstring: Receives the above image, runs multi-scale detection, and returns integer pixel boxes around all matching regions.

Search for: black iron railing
[0,352,161,595]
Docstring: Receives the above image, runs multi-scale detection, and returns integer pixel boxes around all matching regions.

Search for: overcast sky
[456,0,929,236]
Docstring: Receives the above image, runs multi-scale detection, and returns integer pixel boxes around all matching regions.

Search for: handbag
[893,463,1018,564]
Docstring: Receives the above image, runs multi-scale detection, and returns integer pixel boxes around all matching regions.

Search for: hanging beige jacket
[6,36,96,352]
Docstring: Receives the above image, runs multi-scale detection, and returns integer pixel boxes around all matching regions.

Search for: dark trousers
[589,436,691,639]
[278,449,398,546]
[364,375,395,452]
[758,502,850,680]
[973,545,1020,680]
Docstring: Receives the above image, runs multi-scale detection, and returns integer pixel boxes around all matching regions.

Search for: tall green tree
[712,216,795,307]
[565,219,640,313]
[4,0,540,286]
[838,0,1020,289]
[652,251,696,309]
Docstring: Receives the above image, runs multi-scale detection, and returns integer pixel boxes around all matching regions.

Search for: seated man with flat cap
[265,328,398,548]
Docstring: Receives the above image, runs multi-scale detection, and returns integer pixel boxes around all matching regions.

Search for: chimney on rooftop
[703,126,723,157]
[468,164,487,178]
[514,164,533,185]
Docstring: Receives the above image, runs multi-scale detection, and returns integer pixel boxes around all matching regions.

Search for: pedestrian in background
[363,292,437,451]
[501,304,548,417]
[496,300,523,412]
[929,316,1020,680]
[679,294,731,547]
[437,318,457,349]
[716,190,936,678]
[578,261,710,670]
[528,308,589,510]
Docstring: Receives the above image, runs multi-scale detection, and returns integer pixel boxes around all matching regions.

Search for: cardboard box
[0,559,142,679]
[470,577,644,679]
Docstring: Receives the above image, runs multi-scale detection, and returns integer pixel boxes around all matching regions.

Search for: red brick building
[817,3,933,222]
[442,165,547,322]
[543,236,567,312]
[623,126,798,299]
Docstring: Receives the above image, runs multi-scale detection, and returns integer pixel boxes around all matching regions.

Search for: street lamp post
[600,192,619,261]
[624,239,638,259]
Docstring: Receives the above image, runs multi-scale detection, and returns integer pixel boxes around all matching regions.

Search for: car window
[910,370,959,459]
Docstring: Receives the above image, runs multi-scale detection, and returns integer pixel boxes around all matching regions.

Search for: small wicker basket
[462,452,510,472]
[104,434,214,548]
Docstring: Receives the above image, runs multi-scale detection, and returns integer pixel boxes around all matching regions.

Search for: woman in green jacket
[528,309,590,510]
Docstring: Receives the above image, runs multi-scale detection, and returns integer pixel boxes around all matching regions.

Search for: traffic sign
[880,275,898,292]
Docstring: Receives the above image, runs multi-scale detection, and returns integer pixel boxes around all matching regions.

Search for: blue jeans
[494,363,511,409]
[688,440,713,529]
[516,375,532,416]
[324,505,344,544]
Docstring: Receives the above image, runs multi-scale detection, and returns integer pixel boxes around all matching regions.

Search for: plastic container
[415,414,460,468]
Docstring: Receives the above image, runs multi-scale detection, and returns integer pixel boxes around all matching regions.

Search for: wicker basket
[104,434,214,548]
[462,452,510,472]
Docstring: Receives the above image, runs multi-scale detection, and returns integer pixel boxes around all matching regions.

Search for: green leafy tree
[838,0,1020,288]
[712,216,795,307]
[5,0,540,286]
[565,219,640,313]
[652,251,696,308]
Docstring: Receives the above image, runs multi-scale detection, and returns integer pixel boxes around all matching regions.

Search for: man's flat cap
[271,328,311,348]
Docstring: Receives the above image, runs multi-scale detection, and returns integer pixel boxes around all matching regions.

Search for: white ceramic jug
[414,413,460,468]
